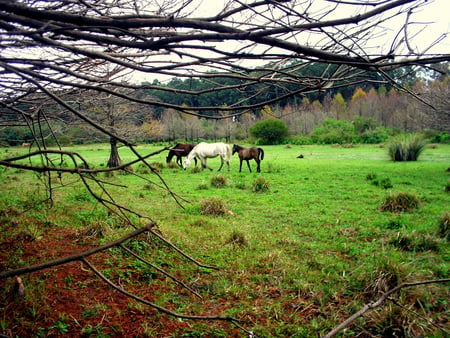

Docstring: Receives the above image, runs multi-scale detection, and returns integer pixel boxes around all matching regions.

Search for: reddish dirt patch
[0,225,241,337]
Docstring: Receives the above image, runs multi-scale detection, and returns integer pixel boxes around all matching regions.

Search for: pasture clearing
[0,143,449,337]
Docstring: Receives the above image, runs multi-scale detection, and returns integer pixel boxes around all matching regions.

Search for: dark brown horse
[232,144,264,173]
[166,143,197,167]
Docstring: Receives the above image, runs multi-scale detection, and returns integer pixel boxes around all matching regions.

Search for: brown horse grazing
[232,144,264,173]
[166,143,197,167]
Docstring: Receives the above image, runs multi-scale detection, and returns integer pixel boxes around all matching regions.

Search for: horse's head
[232,144,238,155]
[182,157,190,170]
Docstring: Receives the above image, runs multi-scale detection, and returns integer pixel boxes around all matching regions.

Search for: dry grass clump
[437,211,449,241]
[210,174,228,188]
[166,161,180,169]
[136,163,151,174]
[380,192,419,213]
[189,166,201,173]
[389,232,440,252]
[225,230,248,247]
[200,197,232,216]
[252,176,270,193]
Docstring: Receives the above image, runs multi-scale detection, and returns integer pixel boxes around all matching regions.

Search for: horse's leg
[239,159,243,172]
[202,158,212,171]
[177,155,182,166]
[217,157,224,171]
[255,159,260,173]
[246,159,252,172]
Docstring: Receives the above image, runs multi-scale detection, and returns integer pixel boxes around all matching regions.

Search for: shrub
[252,176,270,193]
[200,197,231,216]
[310,118,357,144]
[358,127,390,144]
[422,129,450,143]
[387,134,427,161]
[210,174,228,188]
[249,119,289,145]
[437,211,449,241]
[380,192,419,213]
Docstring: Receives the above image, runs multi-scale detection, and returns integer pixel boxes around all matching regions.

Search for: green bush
[387,134,427,161]
[310,118,357,144]
[358,127,390,144]
[249,119,289,145]
[422,129,450,144]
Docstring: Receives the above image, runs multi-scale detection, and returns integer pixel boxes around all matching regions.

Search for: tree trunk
[107,137,121,168]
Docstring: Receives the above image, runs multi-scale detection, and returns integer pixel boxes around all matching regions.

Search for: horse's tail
[258,148,264,160]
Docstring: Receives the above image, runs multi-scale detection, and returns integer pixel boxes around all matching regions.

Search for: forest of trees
[2,67,448,146]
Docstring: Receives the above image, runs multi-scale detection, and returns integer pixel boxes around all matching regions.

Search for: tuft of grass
[389,232,440,252]
[384,219,405,230]
[200,197,232,216]
[366,172,377,181]
[366,172,393,189]
[265,162,281,173]
[444,180,450,192]
[189,166,201,173]
[210,174,228,188]
[437,211,449,241]
[136,163,151,174]
[252,176,270,193]
[387,134,427,161]
[380,192,419,213]
[166,161,179,169]
[225,230,248,247]
[196,181,209,190]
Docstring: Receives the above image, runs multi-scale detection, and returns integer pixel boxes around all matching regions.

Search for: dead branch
[0,224,156,279]
[323,278,450,338]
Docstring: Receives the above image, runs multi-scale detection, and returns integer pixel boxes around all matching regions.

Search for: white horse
[183,142,231,171]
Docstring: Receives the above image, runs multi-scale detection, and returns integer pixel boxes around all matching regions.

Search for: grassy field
[0,143,449,337]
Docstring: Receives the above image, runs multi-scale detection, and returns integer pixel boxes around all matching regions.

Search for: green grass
[1,143,449,337]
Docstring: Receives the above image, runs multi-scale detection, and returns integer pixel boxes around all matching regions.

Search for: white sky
[190,0,450,54]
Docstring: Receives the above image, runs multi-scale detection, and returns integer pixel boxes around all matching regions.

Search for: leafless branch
[323,278,450,338]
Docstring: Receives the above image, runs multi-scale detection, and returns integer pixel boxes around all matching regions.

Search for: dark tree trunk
[107,137,121,168]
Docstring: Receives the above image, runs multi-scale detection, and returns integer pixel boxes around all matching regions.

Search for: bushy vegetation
[310,118,357,144]
[249,119,288,144]
[387,134,428,161]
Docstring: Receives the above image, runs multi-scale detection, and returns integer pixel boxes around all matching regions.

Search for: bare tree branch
[323,278,450,338]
